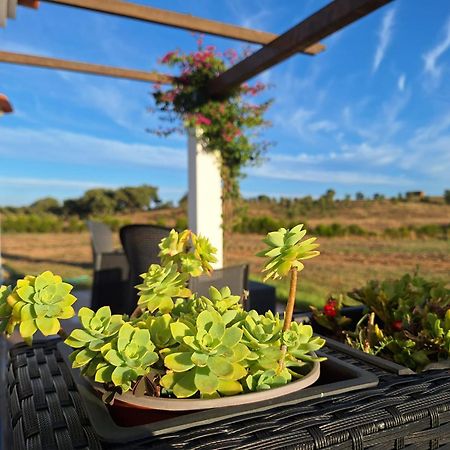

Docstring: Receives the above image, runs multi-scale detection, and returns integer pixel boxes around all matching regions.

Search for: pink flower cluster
[222,123,241,142]
[242,81,266,96]
[195,114,211,126]
[160,50,179,64]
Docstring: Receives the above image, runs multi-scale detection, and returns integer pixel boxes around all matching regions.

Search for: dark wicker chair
[189,264,249,298]
[119,224,171,314]
[87,221,129,314]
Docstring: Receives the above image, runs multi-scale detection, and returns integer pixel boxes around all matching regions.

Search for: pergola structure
[0,0,393,267]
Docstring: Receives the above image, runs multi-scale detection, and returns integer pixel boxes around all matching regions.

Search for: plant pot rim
[92,357,321,411]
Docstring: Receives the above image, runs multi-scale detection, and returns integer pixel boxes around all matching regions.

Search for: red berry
[323,300,337,318]
[392,320,403,331]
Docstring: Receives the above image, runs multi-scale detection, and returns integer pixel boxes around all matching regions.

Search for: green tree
[114,185,160,212]
[29,197,61,214]
[444,190,450,205]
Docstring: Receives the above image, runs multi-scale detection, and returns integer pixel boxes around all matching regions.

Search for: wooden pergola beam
[41,0,325,56]
[0,50,173,83]
[208,0,393,97]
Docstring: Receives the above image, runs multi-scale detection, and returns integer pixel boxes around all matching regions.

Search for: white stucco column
[188,129,223,269]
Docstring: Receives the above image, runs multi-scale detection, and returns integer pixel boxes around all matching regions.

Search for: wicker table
[3,338,450,450]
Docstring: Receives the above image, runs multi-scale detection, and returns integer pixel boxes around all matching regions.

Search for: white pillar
[188,128,223,269]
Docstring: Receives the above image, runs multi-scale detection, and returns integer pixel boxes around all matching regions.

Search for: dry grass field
[2,229,449,310]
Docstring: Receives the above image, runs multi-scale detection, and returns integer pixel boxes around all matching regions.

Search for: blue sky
[1,0,450,206]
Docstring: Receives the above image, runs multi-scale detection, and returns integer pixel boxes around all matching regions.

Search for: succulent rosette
[0,285,14,334]
[65,306,124,374]
[257,224,320,281]
[98,323,159,392]
[191,234,217,274]
[7,271,76,339]
[203,286,241,313]
[158,229,217,277]
[136,262,191,313]
[241,310,283,350]
[282,322,326,362]
[161,309,249,398]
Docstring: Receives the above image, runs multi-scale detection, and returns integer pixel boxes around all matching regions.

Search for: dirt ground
[2,232,449,308]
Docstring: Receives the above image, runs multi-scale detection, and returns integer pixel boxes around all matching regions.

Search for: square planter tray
[57,341,379,443]
[324,337,416,375]
[303,306,417,375]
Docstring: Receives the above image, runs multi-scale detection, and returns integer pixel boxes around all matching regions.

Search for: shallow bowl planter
[93,357,320,412]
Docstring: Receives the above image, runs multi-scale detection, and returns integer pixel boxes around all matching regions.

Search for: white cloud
[250,165,411,186]
[0,176,114,189]
[308,120,337,133]
[0,127,187,169]
[423,16,450,82]
[373,8,396,73]
[397,74,406,91]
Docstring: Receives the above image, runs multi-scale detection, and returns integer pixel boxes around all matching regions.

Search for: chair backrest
[87,221,114,255]
[120,224,172,308]
[189,264,249,298]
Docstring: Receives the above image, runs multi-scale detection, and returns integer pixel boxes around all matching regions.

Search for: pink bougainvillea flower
[195,114,212,126]
[160,50,178,64]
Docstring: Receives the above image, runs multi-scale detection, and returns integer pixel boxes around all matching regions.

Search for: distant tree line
[0,185,162,217]
[233,216,450,240]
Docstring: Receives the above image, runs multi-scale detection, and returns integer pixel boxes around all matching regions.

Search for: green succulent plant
[161,308,249,398]
[283,322,326,362]
[65,306,124,375]
[241,310,282,350]
[258,224,321,371]
[98,323,159,392]
[7,271,76,340]
[0,285,13,334]
[339,274,450,372]
[191,234,218,274]
[136,262,191,313]
[257,224,320,281]
[246,367,292,391]
[2,225,326,401]
[203,286,241,313]
[138,313,176,349]
[158,229,217,277]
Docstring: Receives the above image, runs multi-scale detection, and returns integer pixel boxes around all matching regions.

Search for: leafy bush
[1,214,64,233]
[175,216,188,231]
[233,216,283,234]
[312,273,450,371]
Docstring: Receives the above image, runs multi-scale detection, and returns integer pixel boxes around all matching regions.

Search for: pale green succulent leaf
[165,352,195,372]
[217,379,243,396]
[194,366,219,394]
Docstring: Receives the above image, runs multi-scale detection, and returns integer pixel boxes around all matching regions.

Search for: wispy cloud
[423,15,450,84]
[251,165,412,186]
[397,74,406,91]
[373,8,396,73]
[0,127,187,170]
[0,176,114,189]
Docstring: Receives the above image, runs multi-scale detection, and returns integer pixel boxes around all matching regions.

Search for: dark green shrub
[175,217,188,230]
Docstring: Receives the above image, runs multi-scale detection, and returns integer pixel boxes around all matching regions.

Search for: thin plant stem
[57,328,68,340]
[278,268,298,371]
[130,306,142,319]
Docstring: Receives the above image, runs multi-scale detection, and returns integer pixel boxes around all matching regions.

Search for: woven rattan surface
[5,339,450,450]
